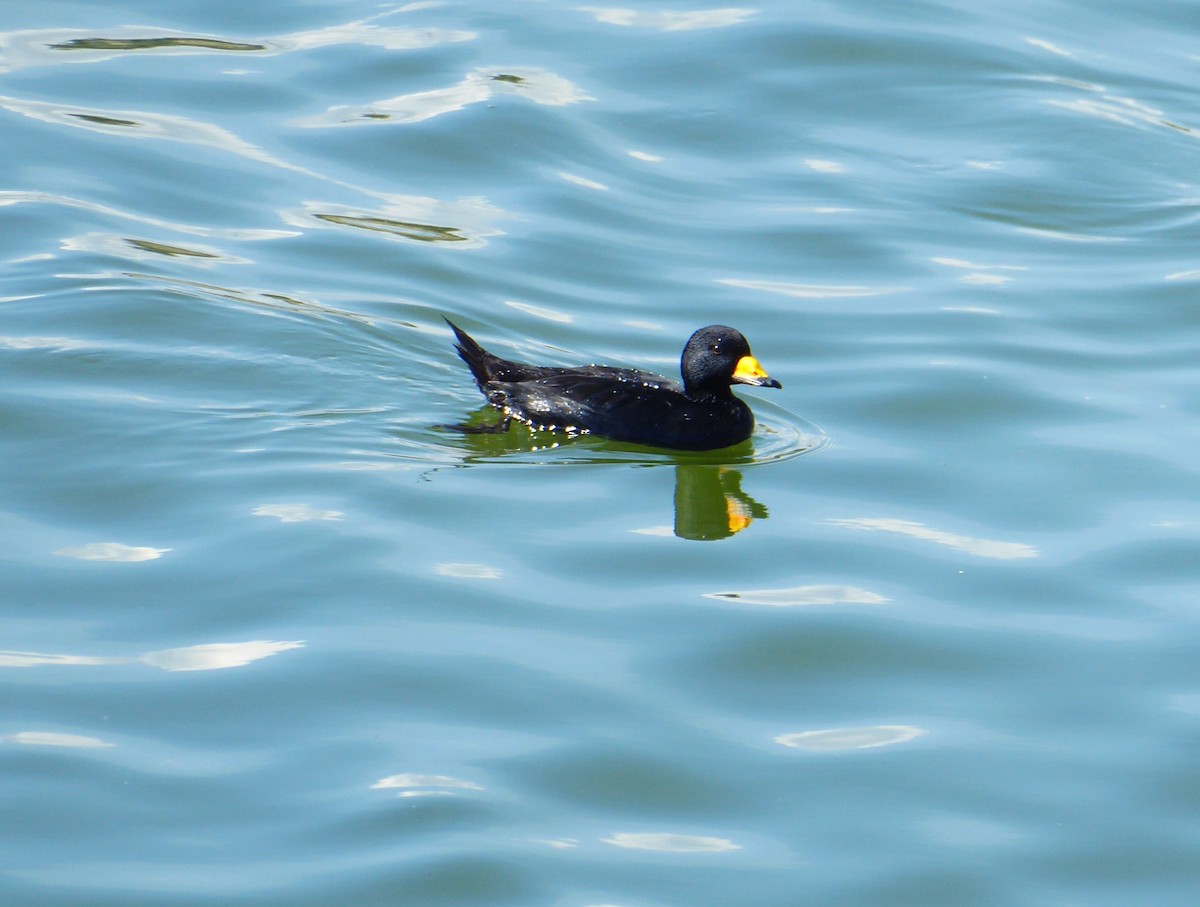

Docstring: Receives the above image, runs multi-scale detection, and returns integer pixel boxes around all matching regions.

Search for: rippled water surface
[4,1,1200,904]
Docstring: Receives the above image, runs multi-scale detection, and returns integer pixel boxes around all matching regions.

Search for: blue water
[4,1,1200,904]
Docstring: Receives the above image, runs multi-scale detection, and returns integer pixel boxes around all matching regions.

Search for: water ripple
[0,190,295,240]
[293,67,593,128]
[0,93,298,171]
[281,203,503,248]
[0,16,473,73]
[579,7,757,31]
[373,399,826,469]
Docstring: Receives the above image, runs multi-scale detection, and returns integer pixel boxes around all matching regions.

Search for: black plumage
[445,318,781,451]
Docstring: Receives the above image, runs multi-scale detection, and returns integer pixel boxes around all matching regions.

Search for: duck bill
[732,354,782,389]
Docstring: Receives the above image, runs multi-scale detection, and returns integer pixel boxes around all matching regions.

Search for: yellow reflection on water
[672,466,767,540]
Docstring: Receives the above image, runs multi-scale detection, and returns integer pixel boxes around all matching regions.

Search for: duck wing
[498,368,674,425]
[501,369,753,450]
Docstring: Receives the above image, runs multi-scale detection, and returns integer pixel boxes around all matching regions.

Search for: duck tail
[444,317,502,386]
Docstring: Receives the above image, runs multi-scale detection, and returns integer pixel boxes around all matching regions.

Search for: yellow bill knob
[732,355,782,389]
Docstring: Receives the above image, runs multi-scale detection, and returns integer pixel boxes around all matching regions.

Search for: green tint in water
[50,36,267,52]
[314,213,471,243]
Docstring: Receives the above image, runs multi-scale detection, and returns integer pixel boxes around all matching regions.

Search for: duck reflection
[440,418,770,540]
[673,464,767,540]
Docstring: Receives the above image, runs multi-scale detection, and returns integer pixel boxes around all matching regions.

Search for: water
[3,1,1200,904]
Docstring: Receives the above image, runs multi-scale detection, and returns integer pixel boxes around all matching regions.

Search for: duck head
[681,325,782,396]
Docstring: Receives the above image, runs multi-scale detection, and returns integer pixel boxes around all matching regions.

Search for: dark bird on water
[444,318,781,451]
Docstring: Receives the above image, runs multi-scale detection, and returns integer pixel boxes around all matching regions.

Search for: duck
[444,318,781,451]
